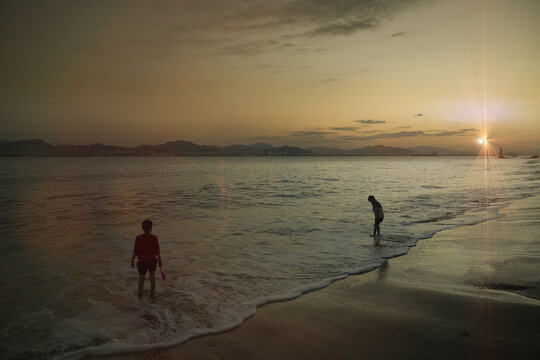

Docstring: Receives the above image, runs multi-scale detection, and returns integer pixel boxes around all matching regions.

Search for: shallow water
[1,156,538,359]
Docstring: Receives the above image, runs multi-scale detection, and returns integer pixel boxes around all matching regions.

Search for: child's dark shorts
[375,217,384,225]
[137,259,157,275]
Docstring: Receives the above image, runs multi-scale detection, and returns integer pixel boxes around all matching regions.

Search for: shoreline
[95,195,540,359]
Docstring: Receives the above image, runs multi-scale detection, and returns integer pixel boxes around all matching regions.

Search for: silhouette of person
[131,219,163,299]
[368,195,384,236]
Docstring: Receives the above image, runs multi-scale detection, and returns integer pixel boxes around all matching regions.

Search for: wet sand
[99,196,540,360]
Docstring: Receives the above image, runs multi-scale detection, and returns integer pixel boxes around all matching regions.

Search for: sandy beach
[97,195,540,360]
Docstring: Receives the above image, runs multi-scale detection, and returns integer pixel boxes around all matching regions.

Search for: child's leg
[149,271,156,297]
[138,274,145,298]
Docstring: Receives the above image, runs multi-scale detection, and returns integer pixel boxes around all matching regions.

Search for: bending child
[368,195,384,237]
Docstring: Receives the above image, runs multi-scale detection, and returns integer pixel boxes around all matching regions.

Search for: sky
[1,0,539,151]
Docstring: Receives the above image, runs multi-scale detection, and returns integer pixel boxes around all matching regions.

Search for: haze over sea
[1,156,538,359]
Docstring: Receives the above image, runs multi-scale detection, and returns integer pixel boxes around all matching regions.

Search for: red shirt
[134,233,160,261]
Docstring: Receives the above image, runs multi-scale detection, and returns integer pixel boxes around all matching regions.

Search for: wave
[417,212,459,223]
[67,262,391,359]
[420,185,444,189]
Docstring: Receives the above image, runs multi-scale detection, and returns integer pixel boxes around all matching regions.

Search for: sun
[478,137,487,145]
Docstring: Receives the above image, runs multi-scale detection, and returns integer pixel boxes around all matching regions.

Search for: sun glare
[478,137,487,145]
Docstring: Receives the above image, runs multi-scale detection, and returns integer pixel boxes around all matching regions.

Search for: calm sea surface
[1,156,538,358]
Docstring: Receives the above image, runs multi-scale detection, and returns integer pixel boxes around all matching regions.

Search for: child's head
[142,219,153,232]
[368,195,375,202]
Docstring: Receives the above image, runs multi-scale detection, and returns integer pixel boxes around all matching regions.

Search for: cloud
[372,130,424,138]
[414,113,423,116]
[338,135,368,141]
[225,0,431,29]
[321,77,340,83]
[291,131,336,137]
[424,129,475,137]
[391,31,410,37]
[355,119,386,124]
[220,39,297,55]
[306,19,378,37]
[369,128,474,139]
[245,126,474,145]
[257,64,286,70]
[339,130,424,141]
[1,1,438,63]
[339,128,474,141]
[205,0,437,54]
[257,64,312,74]
[395,125,412,129]
[328,127,357,131]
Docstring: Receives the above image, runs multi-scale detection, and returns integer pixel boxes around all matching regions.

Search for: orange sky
[1,0,539,152]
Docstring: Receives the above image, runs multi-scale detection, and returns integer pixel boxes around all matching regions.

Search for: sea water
[1,156,538,359]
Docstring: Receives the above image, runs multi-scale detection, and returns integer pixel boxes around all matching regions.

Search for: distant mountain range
[0,138,479,157]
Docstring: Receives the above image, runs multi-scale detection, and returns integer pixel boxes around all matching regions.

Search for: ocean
[1,156,538,359]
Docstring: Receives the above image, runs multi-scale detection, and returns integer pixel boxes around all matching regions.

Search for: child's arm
[131,249,136,268]
[155,236,163,267]
[157,249,163,267]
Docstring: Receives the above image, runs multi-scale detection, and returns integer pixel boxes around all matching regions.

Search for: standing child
[131,220,163,299]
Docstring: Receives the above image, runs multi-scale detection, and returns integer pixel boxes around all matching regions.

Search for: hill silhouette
[0,139,476,157]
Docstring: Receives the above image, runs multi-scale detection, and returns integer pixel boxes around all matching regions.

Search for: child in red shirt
[131,219,163,299]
